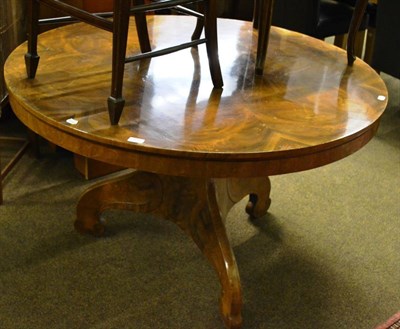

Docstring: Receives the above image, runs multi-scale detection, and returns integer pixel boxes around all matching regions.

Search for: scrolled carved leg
[75,172,272,328]
[75,171,162,236]
[244,178,271,218]
[161,178,243,328]
[214,177,271,220]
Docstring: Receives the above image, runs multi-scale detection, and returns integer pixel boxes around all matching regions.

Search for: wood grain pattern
[5,16,387,178]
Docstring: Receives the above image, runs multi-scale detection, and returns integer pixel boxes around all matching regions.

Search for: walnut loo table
[4,16,387,329]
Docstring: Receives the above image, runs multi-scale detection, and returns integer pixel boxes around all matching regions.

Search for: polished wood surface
[4,17,387,328]
[5,16,387,178]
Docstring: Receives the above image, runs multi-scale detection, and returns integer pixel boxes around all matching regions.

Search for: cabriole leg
[75,172,272,328]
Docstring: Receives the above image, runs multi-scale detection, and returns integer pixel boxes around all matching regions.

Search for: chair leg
[253,0,260,29]
[255,0,275,75]
[108,0,132,125]
[347,0,369,65]
[135,12,151,53]
[354,30,366,58]
[334,34,346,48]
[203,0,223,88]
[192,16,204,41]
[363,27,376,65]
[25,0,40,78]
[191,2,204,41]
[133,0,151,54]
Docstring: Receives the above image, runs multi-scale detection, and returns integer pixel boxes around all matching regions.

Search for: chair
[371,0,400,79]
[361,1,378,65]
[331,0,376,61]
[25,0,223,125]
[219,0,370,73]
[256,0,370,72]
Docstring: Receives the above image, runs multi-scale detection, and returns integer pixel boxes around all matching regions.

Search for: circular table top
[5,16,387,178]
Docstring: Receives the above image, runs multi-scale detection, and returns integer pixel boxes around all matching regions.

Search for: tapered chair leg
[134,1,151,54]
[192,17,204,41]
[108,0,132,125]
[25,0,40,78]
[255,0,274,75]
[347,0,369,65]
[191,2,204,41]
[135,13,151,53]
[203,0,223,88]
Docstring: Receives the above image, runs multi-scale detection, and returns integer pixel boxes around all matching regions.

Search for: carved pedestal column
[75,171,271,328]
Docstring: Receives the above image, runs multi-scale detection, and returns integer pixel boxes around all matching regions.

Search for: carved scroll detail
[75,171,272,328]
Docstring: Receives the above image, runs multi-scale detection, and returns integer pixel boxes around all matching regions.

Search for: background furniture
[5,17,387,327]
[273,0,369,41]
[221,0,369,57]
[359,0,378,64]
[252,0,369,73]
[372,0,400,79]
